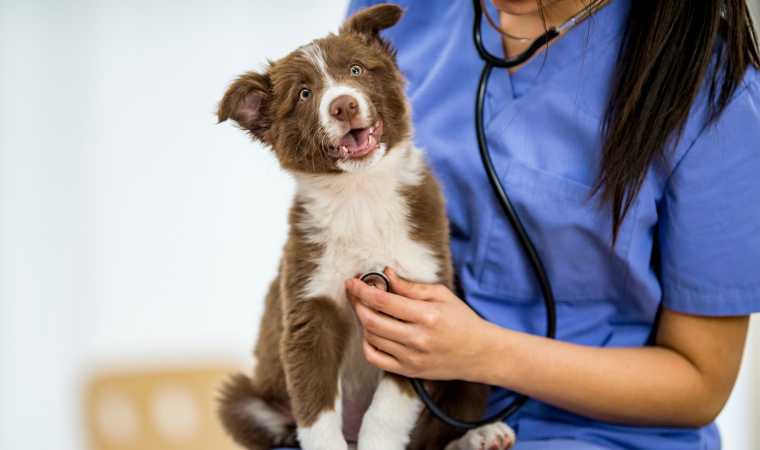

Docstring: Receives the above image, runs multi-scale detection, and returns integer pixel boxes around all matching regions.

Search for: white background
[1,1,758,449]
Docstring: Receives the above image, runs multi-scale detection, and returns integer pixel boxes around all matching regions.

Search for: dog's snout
[330,95,358,122]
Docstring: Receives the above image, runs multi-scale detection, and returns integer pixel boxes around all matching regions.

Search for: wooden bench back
[84,366,240,450]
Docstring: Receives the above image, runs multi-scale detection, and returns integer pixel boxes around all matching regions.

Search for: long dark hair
[591,1,760,239]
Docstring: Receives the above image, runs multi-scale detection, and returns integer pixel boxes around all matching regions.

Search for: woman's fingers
[352,300,419,346]
[364,331,408,360]
[362,336,405,374]
[364,332,426,377]
[385,267,443,301]
[345,278,426,323]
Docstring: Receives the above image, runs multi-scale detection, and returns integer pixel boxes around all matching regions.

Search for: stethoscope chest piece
[360,272,391,292]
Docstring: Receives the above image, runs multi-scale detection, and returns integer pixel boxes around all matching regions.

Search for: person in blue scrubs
[284,1,760,449]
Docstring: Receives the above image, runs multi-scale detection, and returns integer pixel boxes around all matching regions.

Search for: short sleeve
[658,76,760,316]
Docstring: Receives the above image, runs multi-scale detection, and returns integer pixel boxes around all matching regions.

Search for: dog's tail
[217,373,297,450]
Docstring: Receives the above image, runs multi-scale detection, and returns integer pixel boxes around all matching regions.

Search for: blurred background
[1,1,758,449]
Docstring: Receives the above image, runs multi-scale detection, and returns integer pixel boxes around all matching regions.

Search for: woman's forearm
[345,273,748,428]
[472,321,727,427]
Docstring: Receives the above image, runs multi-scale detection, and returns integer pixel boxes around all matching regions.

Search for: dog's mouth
[329,121,384,161]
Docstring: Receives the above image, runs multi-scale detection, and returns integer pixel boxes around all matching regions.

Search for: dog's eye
[350,65,363,77]
[299,88,312,101]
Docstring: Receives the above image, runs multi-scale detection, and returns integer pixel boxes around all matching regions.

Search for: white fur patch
[293,142,440,305]
[319,83,372,141]
[300,43,334,86]
[297,388,348,450]
[242,398,289,436]
[294,143,440,448]
[357,376,423,450]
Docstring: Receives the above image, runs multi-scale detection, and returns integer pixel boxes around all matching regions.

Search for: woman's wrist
[465,320,521,387]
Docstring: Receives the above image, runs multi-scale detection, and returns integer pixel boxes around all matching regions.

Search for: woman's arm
[345,268,750,427]
[475,308,748,427]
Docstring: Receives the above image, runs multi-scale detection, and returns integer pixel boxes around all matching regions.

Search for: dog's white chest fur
[294,144,438,445]
[295,144,440,305]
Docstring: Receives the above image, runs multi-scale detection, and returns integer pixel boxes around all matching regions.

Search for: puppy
[216,4,514,450]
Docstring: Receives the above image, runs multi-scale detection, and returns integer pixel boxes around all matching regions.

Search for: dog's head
[218,4,408,173]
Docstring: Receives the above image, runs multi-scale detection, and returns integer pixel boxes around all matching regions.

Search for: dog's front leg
[283,297,350,450]
[358,373,423,450]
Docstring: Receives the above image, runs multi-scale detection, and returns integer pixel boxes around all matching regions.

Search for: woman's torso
[348,0,760,448]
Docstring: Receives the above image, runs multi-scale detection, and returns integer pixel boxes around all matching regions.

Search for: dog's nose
[329,95,358,122]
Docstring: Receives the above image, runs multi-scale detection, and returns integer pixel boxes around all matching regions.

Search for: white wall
[1,1,758,450]
[0,1,346,449]
[717,321,759,450]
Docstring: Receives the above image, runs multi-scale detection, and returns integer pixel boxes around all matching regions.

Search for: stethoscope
[361,0,609,431]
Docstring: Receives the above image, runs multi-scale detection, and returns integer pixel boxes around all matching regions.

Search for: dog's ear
[217,70,272,142]
[340,3,403,39]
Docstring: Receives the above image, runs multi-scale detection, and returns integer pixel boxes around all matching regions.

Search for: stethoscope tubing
[472,2,560,68]
[407,0,561,430]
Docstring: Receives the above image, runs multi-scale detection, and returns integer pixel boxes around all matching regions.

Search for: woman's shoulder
[668,64,760,176]
[698,64,760,143]
[737,65,760,106]
[658,64,760,316]
[725,64,760,108]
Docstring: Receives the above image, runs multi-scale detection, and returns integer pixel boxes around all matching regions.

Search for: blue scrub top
[276,1,760,450]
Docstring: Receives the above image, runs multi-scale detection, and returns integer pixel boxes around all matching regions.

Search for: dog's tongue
[339,131,358,149]
[338,127,374,158]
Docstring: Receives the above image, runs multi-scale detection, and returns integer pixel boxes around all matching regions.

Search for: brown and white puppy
[217,4,515,450]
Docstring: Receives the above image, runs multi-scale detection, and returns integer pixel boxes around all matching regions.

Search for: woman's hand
[345,267,494,381]
[345,268,750,427]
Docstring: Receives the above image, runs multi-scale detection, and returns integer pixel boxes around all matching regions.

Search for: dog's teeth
[340,145,348,152]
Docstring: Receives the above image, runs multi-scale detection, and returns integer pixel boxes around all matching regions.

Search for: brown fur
[410,381,490,450]
[282,297,351,425]
[217,9,409,174]
[400,166,456,289]
[216,4,489,449]
[218,278,296,449]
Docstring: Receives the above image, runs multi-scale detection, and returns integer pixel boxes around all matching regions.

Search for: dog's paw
[445,422,516,450]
